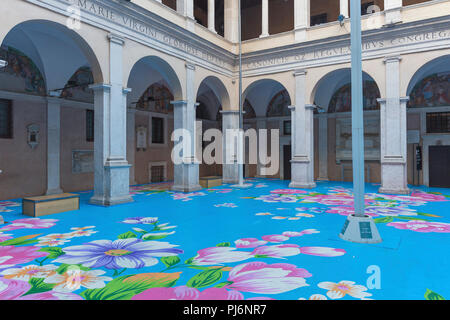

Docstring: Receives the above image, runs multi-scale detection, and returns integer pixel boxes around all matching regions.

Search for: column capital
[383,55,402,63]
[305,104,316,110]
[89,83,112,92]
[108,33,125,46]
[288,105,296,111]
[123,88,132,95]
[220,110,240,115]
[185,62,196,70]
[293,69,307,77]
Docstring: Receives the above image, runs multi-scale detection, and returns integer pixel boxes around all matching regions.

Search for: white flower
[44,269,112,292]
[318,280,372,299]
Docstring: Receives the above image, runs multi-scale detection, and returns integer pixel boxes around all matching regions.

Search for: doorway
[429,145,450,188]
[283,144,291,180]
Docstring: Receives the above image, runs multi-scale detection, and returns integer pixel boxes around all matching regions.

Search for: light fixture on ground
[231,0,252,189]
[339,0,381,244]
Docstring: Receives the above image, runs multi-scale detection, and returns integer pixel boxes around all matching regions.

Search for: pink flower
[0,277,31,299]
[17,291,83,300]
[282,229,319,237]
[299,247,346,257]
[132,286,243,300]
[0,246,49,268]
[387,221,450,233]
[410,192,447,202]
[0,232,13,242]
[0,218,58,231]
[325,207,377,217]
[270,189,307,195]
[226,262,311,294]
[261,234,290,242]
[252,244,301,258]
[235,238,267,248]
[192,247,253,266]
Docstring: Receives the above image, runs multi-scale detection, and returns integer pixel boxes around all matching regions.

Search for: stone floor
[0,178,449,300]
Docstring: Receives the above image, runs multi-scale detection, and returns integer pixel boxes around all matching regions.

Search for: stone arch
[126,55,183,102]
[196,75,231,111]
[1,19,104,89]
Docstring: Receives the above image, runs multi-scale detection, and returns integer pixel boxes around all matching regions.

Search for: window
[427,112,450,133]
[310,13,328,27]
[152,117,164,144]
[361,2,375,16]
[86,109,94,142]
[0,99,13,139]
[150,165,165,183]
[283,120,291,136]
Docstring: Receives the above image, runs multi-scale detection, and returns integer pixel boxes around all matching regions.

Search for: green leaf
[395,216,430,222]
[424,289,445,300]
[417,212,441,218]
[216,242,231,247]
[23,278,55,296]
[132,228,147,234]
[185,257,195,265]
[142,233,168,241]
[214,281,233,288]
[161,256,181,268]
[0,234,41,246]
[253,254,270,259]
[373,216,394,224]
[186,269,223,289]
[56,264,91,275]
[80,272,181,300]
[38,247,64,259]
[118,231,137,239]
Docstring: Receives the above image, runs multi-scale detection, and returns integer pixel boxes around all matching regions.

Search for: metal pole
[350,0,365,216]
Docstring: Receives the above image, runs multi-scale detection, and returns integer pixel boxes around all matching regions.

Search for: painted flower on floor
[0,232,13,242]
[299,294,327,300]
[270,189,307,195]
[252,244,301,258]
[318,280,372,299]
[255,212,272,216]
[54,238,183,269]
[387,220,450,233]
[1,264,57,281]
[192,247,254,266]
[214,203,238,208]
[0,201,21,212]
[122,217,158,225]
[0,277,82,300]
[410,191,447,202]
[235,238,268,248]
[296,207,326,214]
[69,226,98,237]
[36,233,74,247]
[44,269,112,292]
[132,286,244,300]
[0,246,49,269]
[225,262,311,294]
[172,192,206,201]
[255,195,299,203]
[261,234,290,242]
[0,218,58,231]
[282,229,319,237]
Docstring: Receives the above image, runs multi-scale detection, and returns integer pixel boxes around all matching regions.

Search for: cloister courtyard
[0,178,449,300]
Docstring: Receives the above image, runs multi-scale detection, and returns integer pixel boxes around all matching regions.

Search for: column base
[171,184,202,192]
[89,194,133,206]
[259,33,269,38]
[46,188,63,196]
[339,214,382,244]
[317,177,329,182]
[378,187,410,195]
[294,27,307,42]
[289,181,316,189]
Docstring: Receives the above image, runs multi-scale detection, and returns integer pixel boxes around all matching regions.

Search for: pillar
[289,70,316,189]
[260,0,269,38]
[224,0,239,43]
[221,110,239,183]
[171,62,201,192]
[127,106,137,186]
[177,0,194,18]
[340,0,349,18]
[294,0,310,42]
[318,115,328,181]
[384,0,402,25]
[46,96,63,195]
[89,34,132,206]
[378,55,409,195]
[208,0,216,33]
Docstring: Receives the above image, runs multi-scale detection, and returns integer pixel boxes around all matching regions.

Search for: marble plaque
[72,150,94,174]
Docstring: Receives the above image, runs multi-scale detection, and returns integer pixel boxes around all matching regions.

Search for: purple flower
[122,217,158,224]
[54,239,183,269]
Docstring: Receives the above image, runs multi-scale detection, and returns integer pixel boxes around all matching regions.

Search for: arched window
[328,80,380,113]
[136,83,174,114]
[0,45,46,95]
[408,72,450,108]
[266,90,291,117]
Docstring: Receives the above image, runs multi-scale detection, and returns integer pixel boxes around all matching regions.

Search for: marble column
[260,0,269,38]
[177,0,195,31]
[127,106,137,186]
[171,62,201,192]
[378,55,409,195]
[224,0,239,43]
[340,0,349,18]
[221,110,239,184]
[294,0,310,42]
[89,34,132,206]
[318,115,328,181]
[289,70,316,189]
[384,0,402,25]
[208,0,216,33]
[46,96,63,195]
